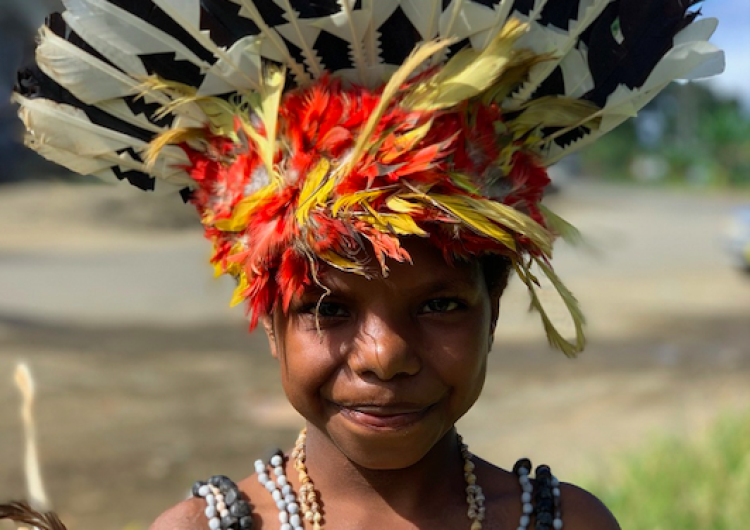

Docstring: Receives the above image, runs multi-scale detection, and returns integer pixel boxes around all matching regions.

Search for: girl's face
[264,239,501,470]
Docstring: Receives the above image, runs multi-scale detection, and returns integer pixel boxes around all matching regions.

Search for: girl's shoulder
[149,496,213,530]
[556,483,621,530]
[149,475,267,530]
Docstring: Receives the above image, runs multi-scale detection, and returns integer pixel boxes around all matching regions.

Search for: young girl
[5,0,722,528]
[152,238,619,529]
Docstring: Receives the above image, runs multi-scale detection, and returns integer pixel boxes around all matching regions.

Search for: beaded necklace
[192,435,562,530]
[282,429,485,530]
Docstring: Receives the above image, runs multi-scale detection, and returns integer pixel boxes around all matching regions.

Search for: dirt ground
[1,180,749,529]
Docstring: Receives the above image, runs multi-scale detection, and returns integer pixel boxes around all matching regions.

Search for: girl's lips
[335,403,432,430]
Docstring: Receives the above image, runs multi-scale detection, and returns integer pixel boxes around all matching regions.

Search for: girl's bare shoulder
[149,475,272,530]
[476,458,620,530]
[558,482,621,530]
[148,497,210,530]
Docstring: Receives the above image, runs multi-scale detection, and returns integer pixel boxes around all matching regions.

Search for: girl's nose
[348,313,421,381]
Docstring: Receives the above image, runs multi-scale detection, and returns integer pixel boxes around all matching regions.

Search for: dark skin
[151,239,620,529]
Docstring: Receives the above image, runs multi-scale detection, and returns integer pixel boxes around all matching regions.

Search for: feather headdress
[12,0,723,356]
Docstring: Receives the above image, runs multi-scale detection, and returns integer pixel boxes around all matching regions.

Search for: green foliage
[583,411,750,529]
[579,82,750,188]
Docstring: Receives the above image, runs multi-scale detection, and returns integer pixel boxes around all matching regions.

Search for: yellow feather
[230,271,249,307]
[430,193,555,254]
[197,98,241,138]
[213,261,224,278]
[256,66,285,179]
[404,19,528,112]
[509,96,601,134]
[385,195,421,214]
[358,211,427,236]
[295,159,332,226]
[332,189,388,215]
[145,127,205,169]
[479,51,553,105]
[538,204,585,247]
[137,75,197,97]
[236,67,285,184]
[382,213,428,236]
[214,184,278,232]
[476,198,553,255]
[516,258,586,357]
[429,194,517,250]
[318,250,365,274]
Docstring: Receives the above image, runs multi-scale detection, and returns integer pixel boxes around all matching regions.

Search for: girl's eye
[420,298,461,314]
[306,301,349,318]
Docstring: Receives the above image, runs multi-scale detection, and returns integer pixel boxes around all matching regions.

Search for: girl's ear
[261,315,279,359]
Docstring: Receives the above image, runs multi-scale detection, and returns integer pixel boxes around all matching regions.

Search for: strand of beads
[533,465,562,530]
[513,459,534,530]
[255,453,304,530]
[192,475,254,530]
[291,429,323,530]
[458,434,485,530]
[512,459,563,530]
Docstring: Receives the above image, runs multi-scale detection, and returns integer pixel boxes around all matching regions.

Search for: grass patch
[583,411,750,529]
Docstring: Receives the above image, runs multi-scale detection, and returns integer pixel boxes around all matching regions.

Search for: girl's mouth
[334,403,433,430]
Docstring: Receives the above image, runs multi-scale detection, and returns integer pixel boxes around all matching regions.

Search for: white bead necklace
[254,453,304,530]
[257,429,485,529]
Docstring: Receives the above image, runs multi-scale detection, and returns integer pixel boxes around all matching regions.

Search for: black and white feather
[13,0,724,191]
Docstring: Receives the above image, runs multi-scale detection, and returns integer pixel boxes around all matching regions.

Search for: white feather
[675,17,719,45]
[442,1,500,42]
[25,128,190,190]
[94,100,166,134]
[515,0,611,101]
[274,0,325,78]
[557,48,594,99]
[333,0,368,82]
[144,145,194,186]
[400,0,441,41]
[469,0,515,50]
[362,0,399,70]
[439,0,466,41]
[30,141,125,175]
[543,81,669,165]
[543,26,725,166]
[198,36,265,95]
[36,26,155,106]
[150,0,262,90]
[528,0,551,23]
[14,93,192,190]
[14,94,146,157]
[644,40,725,87]
[61,11,147,77]
[61,0,211,74]
[227,0,311,84]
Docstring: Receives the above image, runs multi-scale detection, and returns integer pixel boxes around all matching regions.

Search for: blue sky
[698,1,750,109]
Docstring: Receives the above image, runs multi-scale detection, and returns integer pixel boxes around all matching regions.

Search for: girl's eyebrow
[404,277,480,296]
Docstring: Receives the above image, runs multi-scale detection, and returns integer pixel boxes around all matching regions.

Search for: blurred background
[1,1,749,529]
